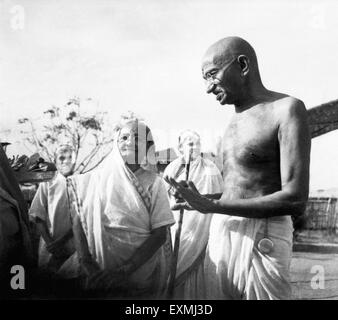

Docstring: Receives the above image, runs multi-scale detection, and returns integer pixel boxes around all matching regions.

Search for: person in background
[163,130,223,299]
[29,144,78,283]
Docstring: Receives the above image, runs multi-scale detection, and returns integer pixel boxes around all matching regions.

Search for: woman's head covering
[54,144,76,159]
[67,115,163,276]
[177,129,201,162]
[104,114,157,172]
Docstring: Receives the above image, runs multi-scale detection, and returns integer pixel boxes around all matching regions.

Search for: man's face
[201,53,241,106]
[179,133,201,161]
[56,151,75,177]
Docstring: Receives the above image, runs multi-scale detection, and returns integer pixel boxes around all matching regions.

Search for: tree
[18,97,114,173]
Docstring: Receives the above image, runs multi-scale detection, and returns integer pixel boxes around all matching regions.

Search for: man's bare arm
[211,98,310,218]
[204,193,223,200]
[170,99,311,218]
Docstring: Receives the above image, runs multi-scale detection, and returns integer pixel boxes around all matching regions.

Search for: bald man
[168,37,311,300]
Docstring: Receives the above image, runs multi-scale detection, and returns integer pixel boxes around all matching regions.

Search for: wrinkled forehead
[201,53,216,71]
[201,47,233,73]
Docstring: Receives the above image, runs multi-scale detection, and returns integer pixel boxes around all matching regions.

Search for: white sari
[164,155,223,299]
[67,139,175,298]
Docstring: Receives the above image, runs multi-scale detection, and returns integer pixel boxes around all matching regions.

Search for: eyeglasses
[204,57,237,91]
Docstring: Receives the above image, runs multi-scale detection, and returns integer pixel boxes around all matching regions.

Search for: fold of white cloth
[164,155,223,299]
[205,214,293,300]
[29,173,78,278]
[68,137,175,298]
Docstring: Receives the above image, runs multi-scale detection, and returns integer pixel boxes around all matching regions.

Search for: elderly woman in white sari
[67,116,175,299]
[163,130,223,299]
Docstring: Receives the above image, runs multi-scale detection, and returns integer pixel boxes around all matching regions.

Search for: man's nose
[206,79,220,94]
[206,82,215,94]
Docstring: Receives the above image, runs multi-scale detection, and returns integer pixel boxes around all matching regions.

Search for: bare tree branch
[17,97,113,173]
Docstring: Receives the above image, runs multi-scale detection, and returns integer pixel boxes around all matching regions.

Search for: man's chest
[222,114,279,168]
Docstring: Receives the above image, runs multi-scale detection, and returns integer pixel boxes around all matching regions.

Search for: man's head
[178,130,201,162]
[201,36,262,106]
[55,144,76,177]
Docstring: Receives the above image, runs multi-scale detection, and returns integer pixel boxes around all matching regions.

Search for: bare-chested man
[168,36,311,300]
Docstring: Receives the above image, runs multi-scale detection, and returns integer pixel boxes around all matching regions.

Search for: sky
[1,0,338,190]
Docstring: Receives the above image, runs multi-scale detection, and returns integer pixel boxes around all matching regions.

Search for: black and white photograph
[1,0,338,306]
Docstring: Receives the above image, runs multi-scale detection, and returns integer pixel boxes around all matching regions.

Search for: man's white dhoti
[205,214,293,300]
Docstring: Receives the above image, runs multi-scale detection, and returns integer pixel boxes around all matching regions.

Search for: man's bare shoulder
[272,95,307,123]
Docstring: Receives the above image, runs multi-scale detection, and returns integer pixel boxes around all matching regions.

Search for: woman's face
[55,151,75,177]
[118,126,137,164]
[118,125,147,165]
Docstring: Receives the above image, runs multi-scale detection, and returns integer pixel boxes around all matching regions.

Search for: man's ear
[237,55,249,76]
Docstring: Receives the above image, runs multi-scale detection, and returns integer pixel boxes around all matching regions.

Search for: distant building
[294,189,338,235]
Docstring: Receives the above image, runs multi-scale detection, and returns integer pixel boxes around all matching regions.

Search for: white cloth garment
[67,138,175,299]
[164,155,223,299]
[29,172,78,278]
[205,214,294,300]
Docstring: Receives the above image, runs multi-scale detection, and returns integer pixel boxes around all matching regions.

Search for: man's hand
[168,178,218,214]
[164,176,194,211]
[170,201,194,211]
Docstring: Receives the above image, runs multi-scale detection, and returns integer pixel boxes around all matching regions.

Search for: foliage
[18,97,114,173]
